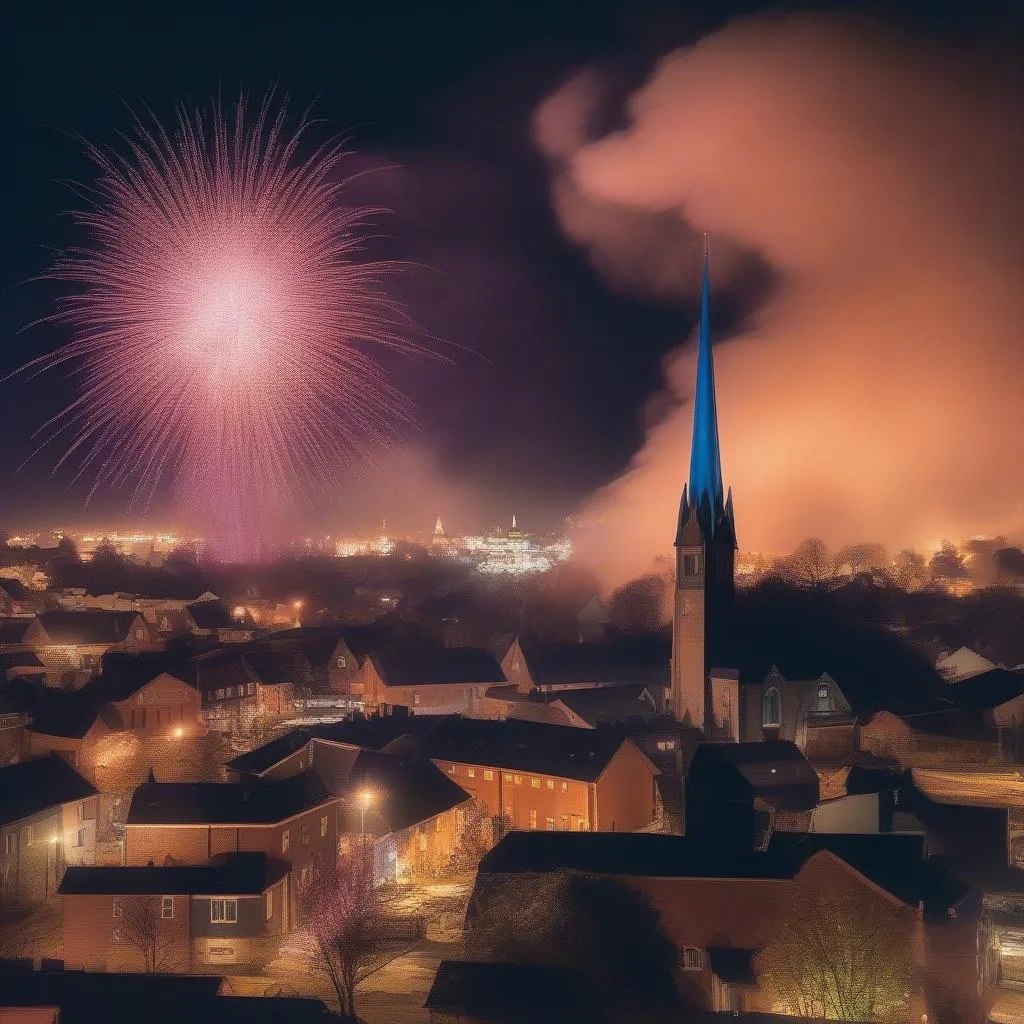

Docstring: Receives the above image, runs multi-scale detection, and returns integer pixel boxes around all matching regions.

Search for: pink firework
[23,94,419,560]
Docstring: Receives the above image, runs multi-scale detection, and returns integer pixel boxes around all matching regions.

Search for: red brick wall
[592,741,659,832]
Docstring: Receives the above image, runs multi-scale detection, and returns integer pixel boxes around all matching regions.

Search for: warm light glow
[49,836,59,845]
[173,727,184,738]
[357,789,374,809]
[293,600,303,609]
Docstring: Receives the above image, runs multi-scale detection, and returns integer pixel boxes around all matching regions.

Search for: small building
[947,668,1024,759]
[937,646,997,683]
[0,755,99,908]
[60,852,291,974]
[362,647,507,716]
[123,772,341,921]
[0,691,30,765]
[25,611,156,688]
[425,716,661,835]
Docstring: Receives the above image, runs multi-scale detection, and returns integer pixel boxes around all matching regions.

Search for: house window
[683,554,700,577]
[216,688,225,700]
[112,899,123,919]
[320,815,328,838]
[77,804,86,820]
[561,814,569,829]
[447,764,456,775]
[266,891,273,920]
[529,809,537,829]
[545,817,556,830]
[503,774,512,783]
[301,824,310,846]
[681,948,704,971]
[561,782,568,793]
[337,656,346,669]
[161,897,174,919]
[419,834,427,853]
[24,824,33,845]
[210,899,237,923]
[531,777,540,789]
[763,687,781,727]
[282,830,290,854]
[513,775,523,786]
[300,866,311,887]
[657,741,667,751]
[112,928,124,944]
[665,740,677,750]
[467,767,476,779]
[135,628,145,641]
[436,816,444,833]
[546,779,554,790]
[413,693,421,706]
[74,828,86,848]
[4,834,14,855]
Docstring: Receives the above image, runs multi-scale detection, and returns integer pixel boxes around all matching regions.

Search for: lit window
[545,817,556,830]
[503,774,512,783]
[816,684,835,713]
[513,775,523,786]
[337,656,346,669]
[529,809,537,829]
[531,777,540,789]
[657,741,667,751]
[161,897,174,920]
[77,804,86,820]
[75,828,86,847]
[483,770,494,781]
[665,740,677,750]
[5,834,15,855]
[210,899,237,923]
[413,693,421,705]
[436,816,443,833]
[301,824,310,846]
[681,948,704,971]
[266,891,273,920]
[561,782,568,793]
[763,687,781,727]
[112,928,124,944]
[216,688,225,700]
[561,814,569,829]
[448,764,456,775]
[320,815,328,838]
[282,830,290,854]
[468,767,476,779]
[546,780,554,790]
[112,899,123,919]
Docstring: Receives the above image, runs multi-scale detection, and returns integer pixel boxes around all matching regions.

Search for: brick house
[362,647,507,716]
[425,716,661,835]
[123,772,341,920]
[948,668,1024,759]
[472,830,990,1023]
[501,635,669,697]
[0,691,30,765]
[239,626,359,694]
[227,731,474,883]
[0,754,99,909]
[24,611,156,689]
[60,852,291,973]
[859,708,999,769]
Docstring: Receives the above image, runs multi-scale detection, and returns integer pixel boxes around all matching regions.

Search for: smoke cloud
[538,14,1024,592]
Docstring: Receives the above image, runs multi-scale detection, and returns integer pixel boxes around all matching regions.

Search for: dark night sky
[0,0,1014,538]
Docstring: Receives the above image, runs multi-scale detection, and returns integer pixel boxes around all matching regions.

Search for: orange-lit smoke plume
[537,14,1024,593]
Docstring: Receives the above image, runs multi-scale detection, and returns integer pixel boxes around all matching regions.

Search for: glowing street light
[173,727,184,738]
[357,789,374,847]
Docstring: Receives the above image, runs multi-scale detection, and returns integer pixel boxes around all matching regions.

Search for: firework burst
[21,93,422,559]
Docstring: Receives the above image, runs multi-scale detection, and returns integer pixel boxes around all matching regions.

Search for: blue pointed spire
[687,235,724,529]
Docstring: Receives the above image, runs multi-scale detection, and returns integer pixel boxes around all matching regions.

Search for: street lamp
[173,727,184,738]
[45,836,58,900]
[357,790,373,848]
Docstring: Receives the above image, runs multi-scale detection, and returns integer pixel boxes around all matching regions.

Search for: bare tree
[755,881,917,1022]
[114,895,183,973]
[836,543,888,577]
[780,538,841,589]
[298,847,404,1017]
[890,549,929,591]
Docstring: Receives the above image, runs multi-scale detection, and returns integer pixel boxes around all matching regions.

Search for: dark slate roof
[519,635,670,687]
[948,668,1024,711]
[25,690,100,739]
[0,577,29,600]
[478,830,968,914]
[36,610,139,645]
[126,771,336,825]
[242,652,297,686]
[707,947,757,985]
[85,652,194,703]
[256,626,347,664]
[187,601,237,630]
[369,647,506,686]
[0,618,34,645]
[0,755,97,825]
[227,727,316,776]
[425,715,643,782]
[59,853,289,896]
[424,960,586,1019]
[688,741,819,810]
[551,684,660,726]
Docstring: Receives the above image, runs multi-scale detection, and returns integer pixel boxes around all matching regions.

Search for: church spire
[687,234,724,522]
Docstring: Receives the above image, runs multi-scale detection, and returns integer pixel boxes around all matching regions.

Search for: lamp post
[45,836,58,900]
[357,789,373,848]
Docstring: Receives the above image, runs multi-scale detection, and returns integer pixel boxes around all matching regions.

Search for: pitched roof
[424,960,585,1019]
[369,647,506,686]
[0,577,29,600]
[25,690,100,739]
[948,668,1024,711]
[59,853,289,896]
[186,601,237,630]
[126,771,337,826]
[86,652,194,703]
[227,727,316,776]
[518,635,670,687]
[241,652,297,686]
[551,684,660,726]
[477,830,968,914]
[35,610,140,645]
[425,716,645,782]
[0,755,97,825]
[688,741,820,808]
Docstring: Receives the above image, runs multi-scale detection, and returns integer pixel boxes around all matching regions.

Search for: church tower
[670,238,738,730]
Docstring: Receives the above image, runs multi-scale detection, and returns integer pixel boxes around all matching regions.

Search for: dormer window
[816,683,835,714]
[683,554,701,577]
[681,947,704,971]
[763,687,781,728]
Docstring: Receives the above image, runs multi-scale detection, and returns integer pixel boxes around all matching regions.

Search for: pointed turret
[433,516,445,539]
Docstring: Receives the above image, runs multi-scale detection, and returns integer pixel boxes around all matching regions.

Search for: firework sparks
[21,93,421,560]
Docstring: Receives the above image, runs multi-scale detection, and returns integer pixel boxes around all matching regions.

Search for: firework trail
[20,93,421,560]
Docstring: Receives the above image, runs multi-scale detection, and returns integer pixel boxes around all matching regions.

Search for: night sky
[1,0,1020,545]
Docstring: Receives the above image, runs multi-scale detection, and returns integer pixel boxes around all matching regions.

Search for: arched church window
[816,683,834,713]
[763,687,781,727]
